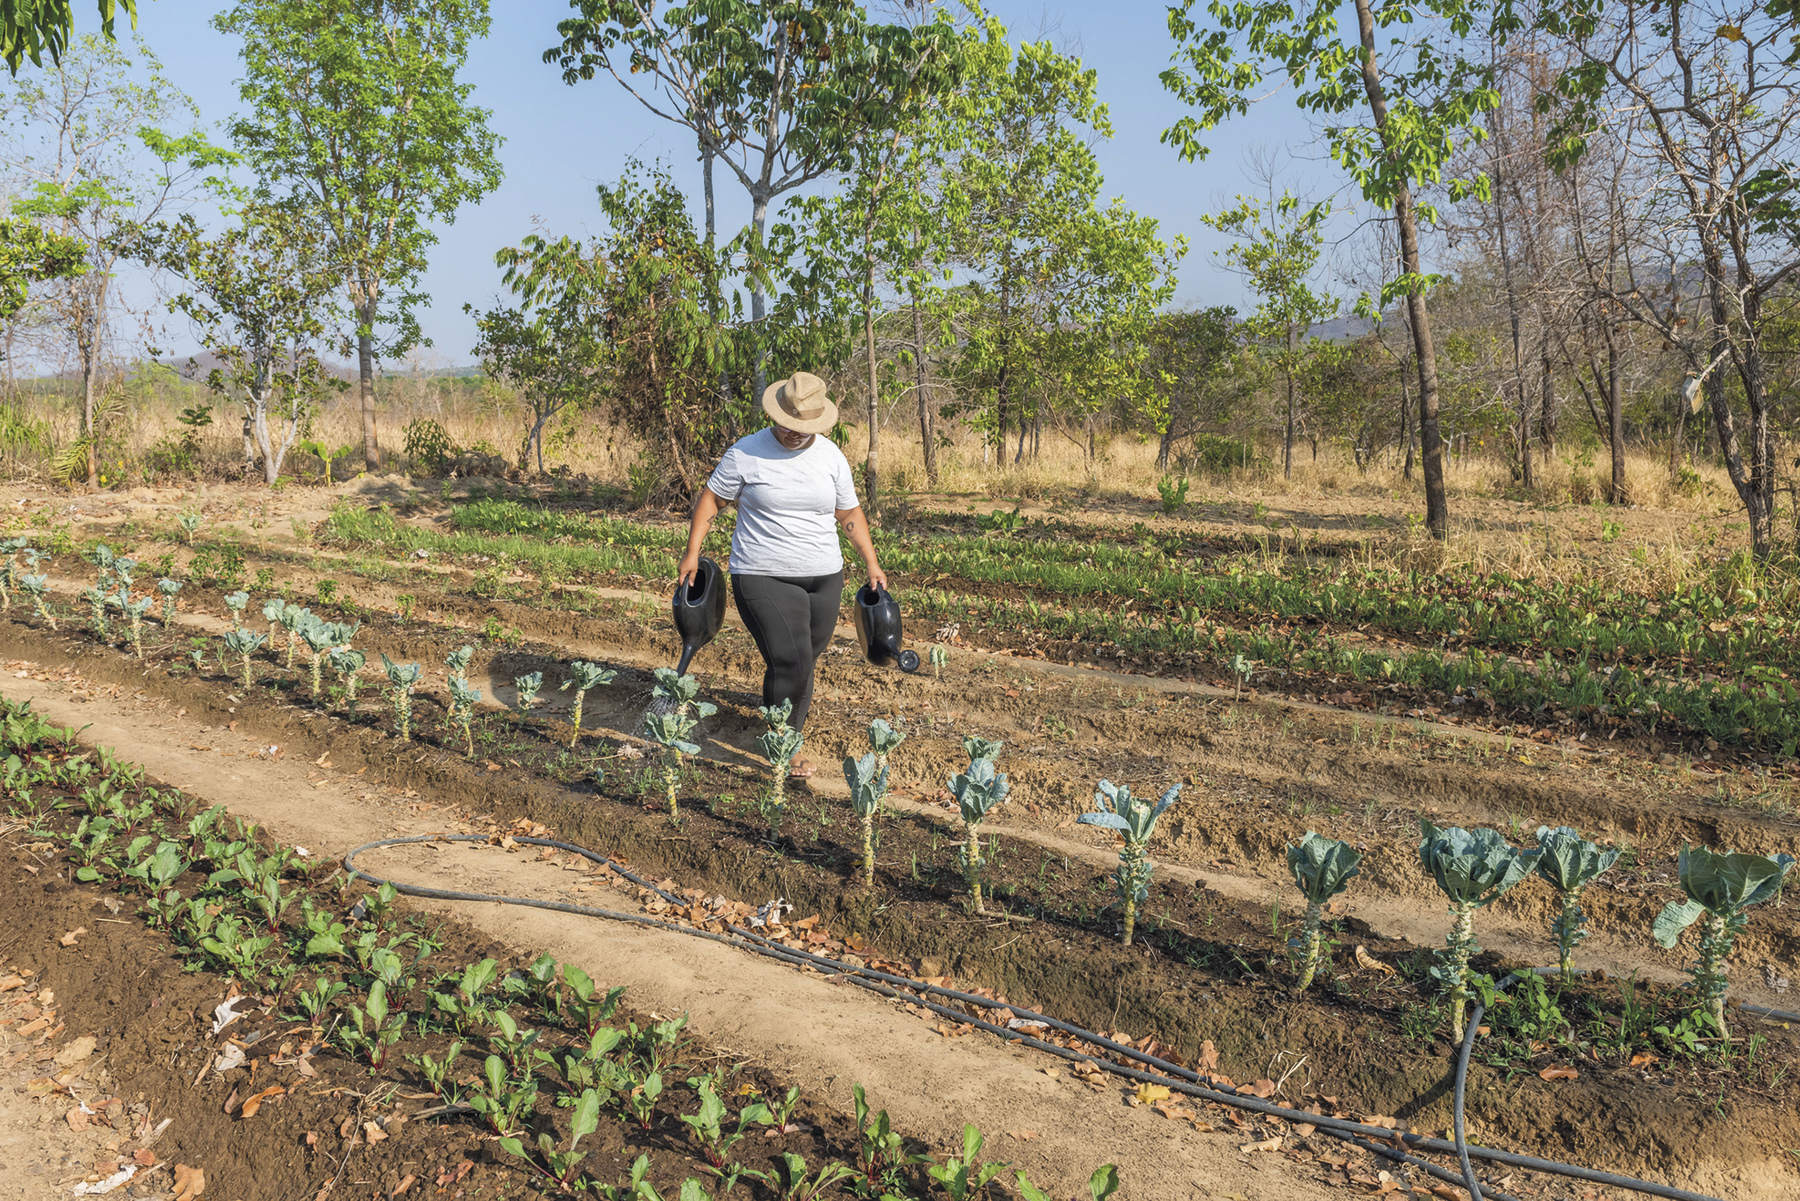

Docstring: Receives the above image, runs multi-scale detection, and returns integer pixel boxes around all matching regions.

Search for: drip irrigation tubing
[344,832,1757,1201]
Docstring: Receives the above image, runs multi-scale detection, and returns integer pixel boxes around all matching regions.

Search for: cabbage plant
[1080,781,1181,946]
[757,725,803,834]
[449,678,482,757]
[651,667,704,715]
[156,578,182,623]
[382,654,423,741]
[644,704,713,821]
[560,661,616,745]
[960,735,1002,765]
[1653,845,1795,1037]
[176,512,202,543]
[124,596,153,659]
[223,591,249,631]
[868,719,905,801]
[262,599,288,654]
[224,629,267,688]
[948,756,1010,914]
[298,616,339,699]
[1534,826,1621,983]
[328,648,366,711]
[844,752,888,886]
[1285,832,1363,991]
[446,644,474,687]
[513,671,544,721]
[277,604,313,668]
[82,586,110,638]
[20,574,53,628]
[929,644,948,679]
[1418,820,1541,1041]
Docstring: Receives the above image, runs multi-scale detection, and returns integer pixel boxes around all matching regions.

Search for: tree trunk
[1354,0,1446,539]
[357,294,380,472]
[911,264,937,485]
[1541,351,1556,458]
[1607,328,1625,504]
[703,144,735,443]
[1399,349,1414,480]
[863,264,880,512]
[1283,326,1296,480]
[749,188,771,401]
[1701,253,1772,556]
[81,349,97,490]
[242,410,258,480]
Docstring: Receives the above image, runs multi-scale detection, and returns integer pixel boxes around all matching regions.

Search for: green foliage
[1419,821,1540,1041]
[561,660,616,746]
[1653,845,1795,1036]
[843,751,888,886]
[1285,831,1362,991]
[948,755,1010,914]
[1156,474,1190,514]
[926,1124,1005,1201]
[1534,826,1621,983]
[1079,781,1180,945]
[381,654,422,741]
[513,670,544,719]
[402,417,459,475]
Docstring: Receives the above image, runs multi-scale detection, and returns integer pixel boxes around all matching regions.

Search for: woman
[677,370,887,777]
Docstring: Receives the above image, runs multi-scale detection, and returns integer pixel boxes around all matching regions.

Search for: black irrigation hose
[345,833,1725,1201]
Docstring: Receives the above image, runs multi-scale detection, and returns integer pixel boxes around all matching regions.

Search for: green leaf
[1653,899,1707,949]
[1287,831,1363,904]
[1089,1163,1122,1200]
[570,1088,601,1143]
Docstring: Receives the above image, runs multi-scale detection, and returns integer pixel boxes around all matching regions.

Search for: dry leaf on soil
[1132,1083,1171,1105]
[1354,946,1395,975]
[239,1086,285,1119]
[172,1164,204,1201]
[59,927,85,946]
[1197,1039,1220,1072]
[1539,1065,1579,1081]
[1239,1137,1283,1153]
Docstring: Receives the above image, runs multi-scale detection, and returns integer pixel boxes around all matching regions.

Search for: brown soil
[0,607,1794,1200]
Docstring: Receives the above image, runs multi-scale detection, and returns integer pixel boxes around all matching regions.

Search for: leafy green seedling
[1285,831,1363,991]
[501,1087,601,1190]
[445,643,473,686]
[651,666,703,715]
[156,577,182,623]
[844,753,888,886]
[1419,820,1542,1041]
[328,648,366,711]
[512,670,544,721]
[411,1041,465,1105]
[262,598,288,653]
[124,596,153,658]
[223,590,249,631]
[469,1052,537,1136]
[868,718,905,797]
[19,574,53,628]
[176,512,202,543]
[960,735,1002,764]
[929,643,947,679]
[644,676,715,820]
[948,756,1010,914]
[1017,1164,1121,1201]
[1080,781,1181,945]
[382,654,422,741]
[1231,652,1255,699]
[449,678,482,756]
[561,661,616,745]
[277,604,313,668]
[772,1151,854,1201]
[1654,845,1795,1038]
[297,615,340,699]
[926,1124,1006,1201]
[756,725,803,838]
[82,586,110,638]
[1534,826,1622,983]
[224,629,267,688]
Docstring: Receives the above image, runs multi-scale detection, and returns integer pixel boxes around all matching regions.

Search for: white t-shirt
[706,428,860,577]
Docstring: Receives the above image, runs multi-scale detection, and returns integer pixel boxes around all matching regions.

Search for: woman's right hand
[677,550,701,589]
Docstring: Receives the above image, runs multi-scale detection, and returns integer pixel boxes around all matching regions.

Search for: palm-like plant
[382,654,423,741]
[1419,821,1541,1042]
[156,578,183,624]
[224,629,267,688]
[1080,781,1181,946]
[449,678,482,757]
[560,662,616,746]
[948,756,1010,914]
[1534,826,1621,983]
[1654,845,1795,1037]
[1285,832,1363,991]
[844,753,889,886]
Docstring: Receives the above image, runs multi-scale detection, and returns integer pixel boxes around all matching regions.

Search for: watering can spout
[854,584,920,673]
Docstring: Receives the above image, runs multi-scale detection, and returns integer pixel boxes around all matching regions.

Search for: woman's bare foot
[789,757,817,779]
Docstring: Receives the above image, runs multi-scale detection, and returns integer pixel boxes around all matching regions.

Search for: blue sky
[121,1,1342,367]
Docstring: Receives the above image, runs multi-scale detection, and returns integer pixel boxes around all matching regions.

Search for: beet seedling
[1653,845,1795,1038]
[382,654,422,741]
[561,661,616,745]
[948,756,1010,914]
[224,629,267,688]
[449,678,482,756]
[926,1125,1006,1201]
[501,1087,601,1191]
[844,753,888,886]
[1080,781,1181,946]
[1419,820,1541,1042]
[1534,826,1622,983]
[1285,831,1363,991]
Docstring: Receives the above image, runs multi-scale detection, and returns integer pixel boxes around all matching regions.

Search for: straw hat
[761,370,838,436]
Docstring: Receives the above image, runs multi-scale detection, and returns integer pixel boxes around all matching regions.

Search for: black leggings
[732,570,842,732]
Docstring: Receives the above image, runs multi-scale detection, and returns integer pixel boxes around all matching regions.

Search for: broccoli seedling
[1080,781,1181,946]
[1285,831,1363,991]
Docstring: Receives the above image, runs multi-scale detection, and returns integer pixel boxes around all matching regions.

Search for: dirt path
[0,670,1348,1201]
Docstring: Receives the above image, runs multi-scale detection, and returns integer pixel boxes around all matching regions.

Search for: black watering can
[854,584,920,673]
[671,556,727,675]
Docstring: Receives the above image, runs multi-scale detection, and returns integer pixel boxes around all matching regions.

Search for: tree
[1144,305,1240,470]
[1,33,232,488]
[547,0,960,401]
[2,0,134,73]
[132,205,346,485]
[216,0,504,474]
[1532,0,1800,556]
[1165,0,1503,540]
[469,234,609,476]
[0,215,83,316]
[1203,189,1337,479]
